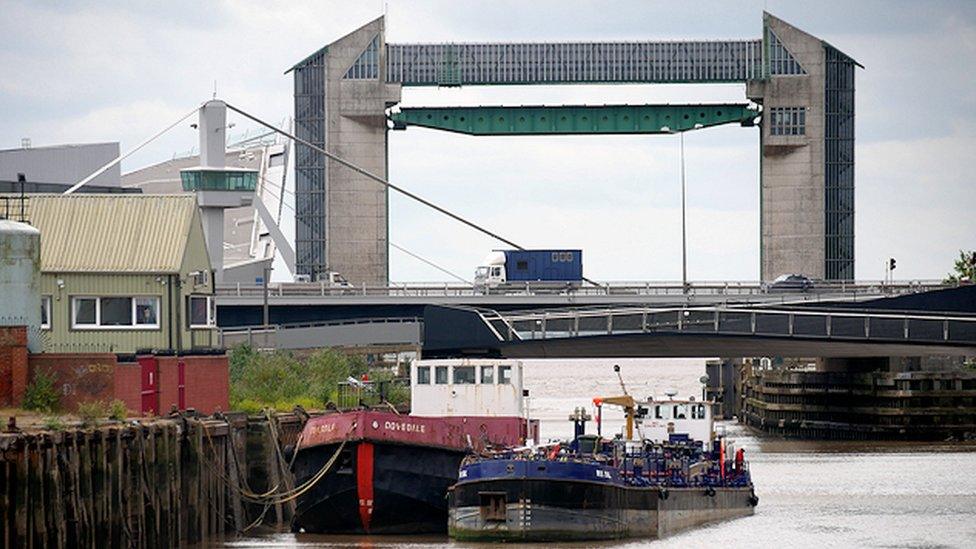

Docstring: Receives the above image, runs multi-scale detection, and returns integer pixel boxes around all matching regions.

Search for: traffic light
[889,258,896,271]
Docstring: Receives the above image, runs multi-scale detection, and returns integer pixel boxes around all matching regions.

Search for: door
[177,359,186,410]
[139,355,159,416]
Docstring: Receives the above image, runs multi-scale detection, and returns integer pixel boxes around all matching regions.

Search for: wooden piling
[0,412,301,548]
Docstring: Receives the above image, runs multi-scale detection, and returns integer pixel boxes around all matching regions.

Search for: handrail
[214,279,957,299]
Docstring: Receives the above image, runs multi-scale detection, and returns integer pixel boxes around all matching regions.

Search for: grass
[229,345,408,412]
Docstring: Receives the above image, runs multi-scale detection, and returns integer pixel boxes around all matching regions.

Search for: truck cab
[474,251,507,288]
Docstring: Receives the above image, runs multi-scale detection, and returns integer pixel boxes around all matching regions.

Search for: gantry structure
[288,12,858,285]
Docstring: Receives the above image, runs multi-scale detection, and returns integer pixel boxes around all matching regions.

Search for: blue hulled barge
[448,380,758,541]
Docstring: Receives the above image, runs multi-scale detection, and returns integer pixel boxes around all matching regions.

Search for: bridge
[289,12,858,286]
[423,302,976,359]
[214,280,949,328]
[214,281,976,360]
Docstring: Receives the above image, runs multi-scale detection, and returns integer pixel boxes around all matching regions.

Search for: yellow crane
[591,365,642,440]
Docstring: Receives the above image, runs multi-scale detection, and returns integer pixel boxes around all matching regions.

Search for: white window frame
[188,295,217,329]
[40,296,52,330]
[70,296,161,330]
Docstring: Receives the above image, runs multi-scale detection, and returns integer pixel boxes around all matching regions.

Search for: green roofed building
[23,194,217,353]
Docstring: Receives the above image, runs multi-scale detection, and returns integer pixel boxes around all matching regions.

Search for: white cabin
[410,359,525,417]
[636,397,714,445]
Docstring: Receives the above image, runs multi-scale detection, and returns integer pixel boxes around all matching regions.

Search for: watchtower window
[769,106,806,136]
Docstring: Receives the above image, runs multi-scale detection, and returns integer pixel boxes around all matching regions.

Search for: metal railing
[215,280,953,300]
[479,305,976,346]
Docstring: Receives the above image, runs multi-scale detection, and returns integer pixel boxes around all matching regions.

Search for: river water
[222,359,976,548]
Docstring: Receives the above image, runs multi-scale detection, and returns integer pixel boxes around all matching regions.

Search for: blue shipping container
[503,250,583,282]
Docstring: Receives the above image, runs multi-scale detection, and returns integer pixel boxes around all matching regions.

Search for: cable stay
[390,241,471,284]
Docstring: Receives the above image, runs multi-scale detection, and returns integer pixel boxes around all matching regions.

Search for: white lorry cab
[474,251,508,289]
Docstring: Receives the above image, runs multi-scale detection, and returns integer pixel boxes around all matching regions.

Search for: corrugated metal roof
[25,194,197,273]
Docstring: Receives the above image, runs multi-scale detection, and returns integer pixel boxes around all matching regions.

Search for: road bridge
[422,303,976,359]
[215,280,950,328]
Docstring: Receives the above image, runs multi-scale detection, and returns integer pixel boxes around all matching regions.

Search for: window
[515,261,528,270]
[73,297,97,326]
[480,365,494,384]
[71,296,160,329]
[190,270,208,287]
[135,298,157,326]
[498,365,513,385]
[417,366,430,384]
[40,296,51,330]
[453,366,476,384]
[344,35,379,80]
[769,107,806,136]
[101,297,132,326]
[767,28,806,76]
[491,267,502,277]
[435,366,448,384]
[188,295,216,328]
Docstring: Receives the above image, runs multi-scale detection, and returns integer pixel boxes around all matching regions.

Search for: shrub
[108,399,129,420]
[77,400,109,427]
[23,368,60,413]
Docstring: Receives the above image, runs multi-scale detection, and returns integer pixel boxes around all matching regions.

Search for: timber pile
[0,413,302,547]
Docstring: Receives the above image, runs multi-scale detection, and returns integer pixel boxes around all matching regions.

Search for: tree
[945,250,976,284]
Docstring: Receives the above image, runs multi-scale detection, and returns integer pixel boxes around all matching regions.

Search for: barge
[291,359,537,534]
[448,369,757,541]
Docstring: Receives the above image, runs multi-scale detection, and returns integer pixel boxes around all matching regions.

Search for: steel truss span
[390,104,758,135]
[387,41,763,87]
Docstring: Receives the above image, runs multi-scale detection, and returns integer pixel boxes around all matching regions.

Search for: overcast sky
[2,0,974,282]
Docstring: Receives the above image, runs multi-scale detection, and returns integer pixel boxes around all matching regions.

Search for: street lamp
[680,132,688,294]
[678,125,702,295]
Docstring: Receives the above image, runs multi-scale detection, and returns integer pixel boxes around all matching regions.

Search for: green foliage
[22,368,60,413]
[76,400,109,427]
[42,416,65,431]
[945,250,976,284]
[108,399,129,421]
[228,346,378,412]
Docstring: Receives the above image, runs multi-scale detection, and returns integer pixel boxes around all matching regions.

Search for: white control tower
[180,100,257,284]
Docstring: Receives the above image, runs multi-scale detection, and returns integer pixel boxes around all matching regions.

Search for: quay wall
[0,413,302,547]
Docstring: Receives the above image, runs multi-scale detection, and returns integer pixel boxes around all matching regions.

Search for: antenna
[213,80,217,99]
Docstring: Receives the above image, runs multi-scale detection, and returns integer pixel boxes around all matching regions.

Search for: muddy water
[221,359,976,548]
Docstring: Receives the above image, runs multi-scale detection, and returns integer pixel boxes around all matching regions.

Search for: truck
[474,249,583,291]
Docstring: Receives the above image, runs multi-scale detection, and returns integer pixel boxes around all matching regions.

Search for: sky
[1,0,974,283]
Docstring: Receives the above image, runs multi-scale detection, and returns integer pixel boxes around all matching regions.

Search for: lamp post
[680,132,689,295]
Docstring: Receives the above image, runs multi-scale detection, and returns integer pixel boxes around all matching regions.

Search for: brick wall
[29,353,117,411]
[114,361,141,415]
[0,326,29,407]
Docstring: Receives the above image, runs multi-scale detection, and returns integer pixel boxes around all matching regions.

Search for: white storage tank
[0,219,42,350]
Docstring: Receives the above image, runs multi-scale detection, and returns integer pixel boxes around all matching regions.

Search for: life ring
[705,486,716,497]
[658,488,670,500]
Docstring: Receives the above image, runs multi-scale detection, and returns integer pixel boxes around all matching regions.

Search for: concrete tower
[289,17,401,284]
[748,13,859,281]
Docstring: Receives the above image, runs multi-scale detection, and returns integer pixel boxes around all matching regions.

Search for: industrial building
[20,194,218,354]
[289,12,858,284]
[0,141,121,188]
